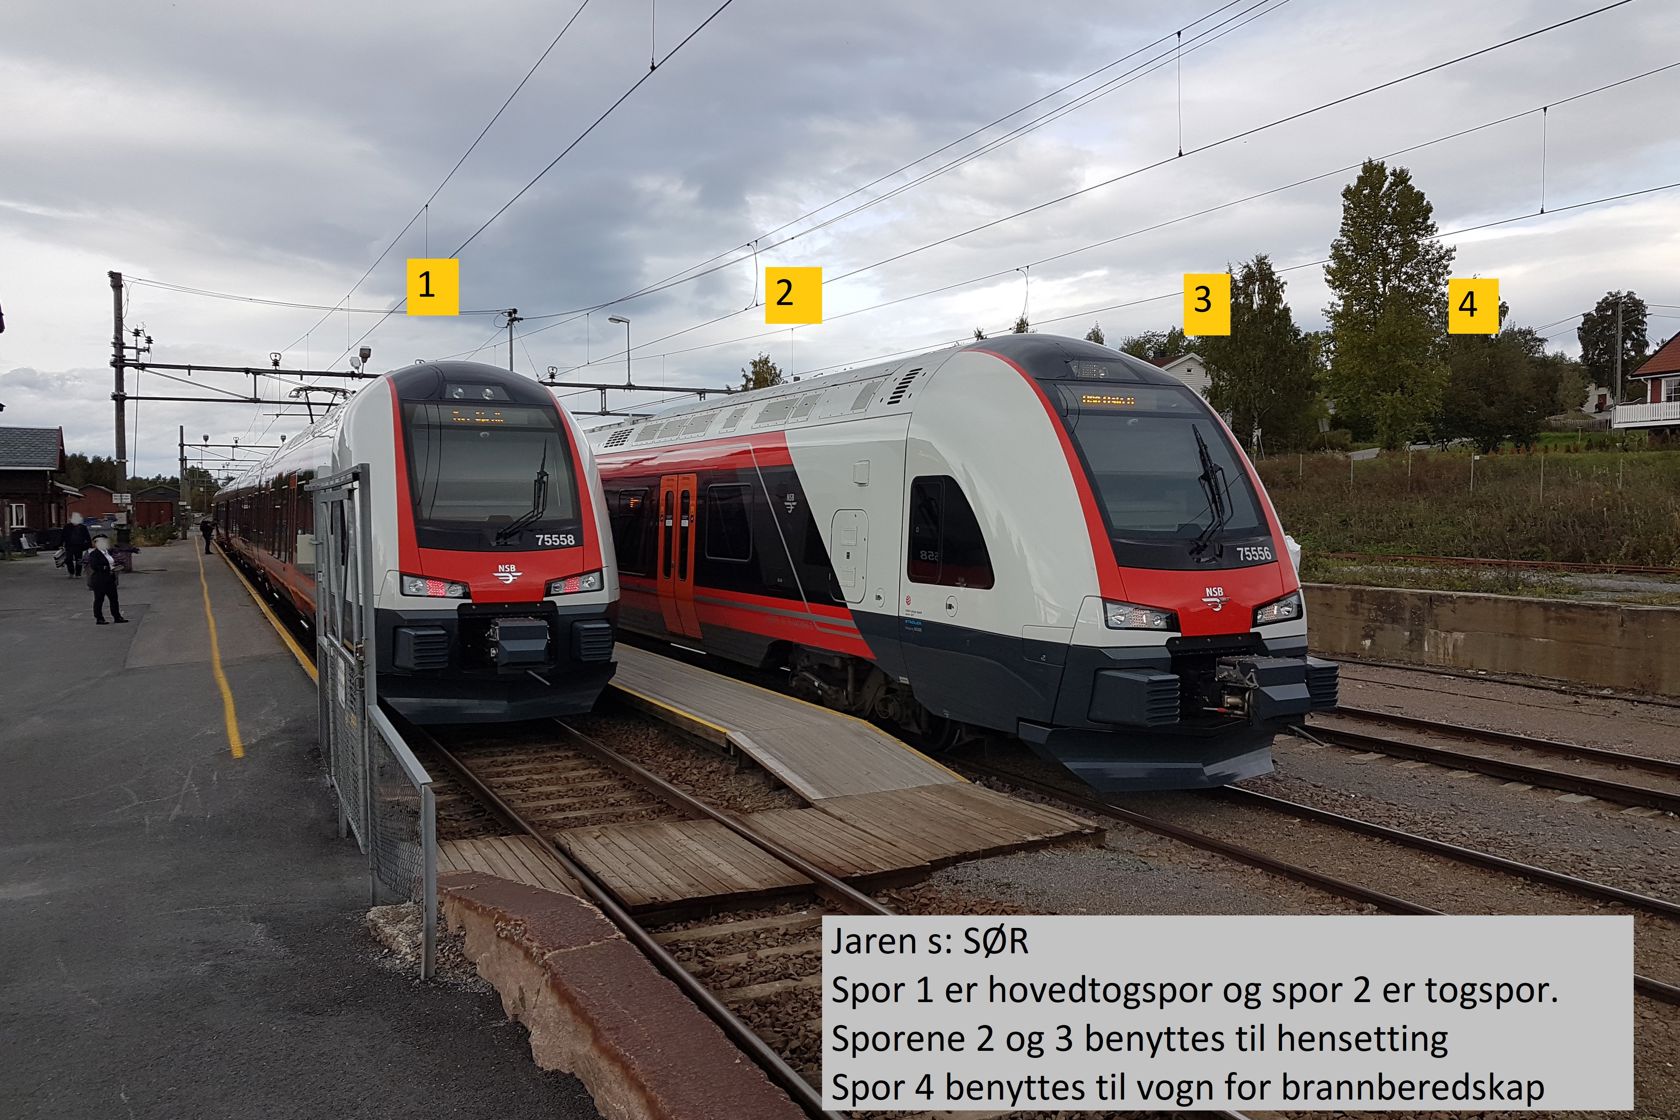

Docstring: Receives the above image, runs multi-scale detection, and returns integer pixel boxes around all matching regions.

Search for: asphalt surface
[0,543,600,1120]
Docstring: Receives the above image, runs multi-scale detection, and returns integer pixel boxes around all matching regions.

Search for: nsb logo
[494,564,523,585]
[1202,586,1227,612]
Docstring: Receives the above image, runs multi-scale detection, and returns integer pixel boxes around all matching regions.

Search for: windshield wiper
[494,444,549,545]
[1190,425,1228,560]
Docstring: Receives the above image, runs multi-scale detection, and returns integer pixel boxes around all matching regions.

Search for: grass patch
[1258,449,1680,567]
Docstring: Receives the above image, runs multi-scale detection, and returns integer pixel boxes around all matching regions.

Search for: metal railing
[369,705,437,979]
[306,463,437,978]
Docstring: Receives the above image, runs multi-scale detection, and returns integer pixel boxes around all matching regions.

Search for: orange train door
[656,474,702,639]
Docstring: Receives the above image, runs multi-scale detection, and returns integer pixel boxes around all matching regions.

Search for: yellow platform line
[215,547,318,682]
[611,681,734,741]
[194,545,245,759]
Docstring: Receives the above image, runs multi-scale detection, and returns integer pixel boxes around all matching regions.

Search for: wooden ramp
[612,644,962,801]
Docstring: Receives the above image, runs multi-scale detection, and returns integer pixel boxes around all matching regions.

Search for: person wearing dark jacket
[62,512,92,578]
[86,536,127,624]
[199,517,215,554]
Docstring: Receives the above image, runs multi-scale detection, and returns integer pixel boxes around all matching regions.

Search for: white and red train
[591,333,1336,789]
[214,360,618,723]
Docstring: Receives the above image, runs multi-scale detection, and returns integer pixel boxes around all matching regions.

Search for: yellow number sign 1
[1183,273,1231,336]
[407,258,460,316]
[1448,278,1499,334]
[764,267,822,325]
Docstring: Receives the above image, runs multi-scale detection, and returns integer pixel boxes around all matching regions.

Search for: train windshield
[1056,384,1271,569]
[403,402,582,551]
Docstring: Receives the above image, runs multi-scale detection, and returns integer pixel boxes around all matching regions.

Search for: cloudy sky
[3,0,1677,476]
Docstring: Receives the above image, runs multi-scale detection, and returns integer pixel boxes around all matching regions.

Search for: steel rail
[1293,721,1680,815]
[1324,706,1680,780]
[953,760,1680,1006]
[553,718,893,918]
[1217,786,1680,919]
[1331,659,1680,712]
[396,713,844,1120]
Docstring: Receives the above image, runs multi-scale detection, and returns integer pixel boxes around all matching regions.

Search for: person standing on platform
[86,536,127,625]
[199,516,215,554]
[62,512,92,578]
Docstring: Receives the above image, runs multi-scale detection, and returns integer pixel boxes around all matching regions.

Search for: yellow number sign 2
[764,267,822,325]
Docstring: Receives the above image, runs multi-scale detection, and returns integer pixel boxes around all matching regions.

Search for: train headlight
[547,570,603,596]
[1103,600,1178,631]
[1253,590,1303,626]
[401,574,469,599]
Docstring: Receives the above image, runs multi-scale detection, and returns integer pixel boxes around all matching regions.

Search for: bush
[132,522,180,547]
[1257,448,1680,566]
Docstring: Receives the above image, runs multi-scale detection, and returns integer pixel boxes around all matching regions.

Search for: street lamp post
[608,315,631,388]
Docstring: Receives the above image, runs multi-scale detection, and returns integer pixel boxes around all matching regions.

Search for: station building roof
[0,426,66,471]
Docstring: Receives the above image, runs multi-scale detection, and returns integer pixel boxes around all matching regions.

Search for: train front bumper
[1025,640,1338,791]
[373,600,617,724]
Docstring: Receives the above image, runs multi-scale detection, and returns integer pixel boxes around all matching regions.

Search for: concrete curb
[439,871,805,1120]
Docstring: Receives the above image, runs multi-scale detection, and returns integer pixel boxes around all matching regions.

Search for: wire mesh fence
[319,638,368,847]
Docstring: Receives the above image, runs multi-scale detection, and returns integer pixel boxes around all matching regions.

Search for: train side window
[611,488,653,576]
[704,484,752,563]
[906,476,994,589]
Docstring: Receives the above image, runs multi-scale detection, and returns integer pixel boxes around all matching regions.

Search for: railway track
[401,711,888,1118]
[1297,707,1680,815]
[411,714,1266,1120]
[1333,660,1680,713]
[953,758,1680,1008]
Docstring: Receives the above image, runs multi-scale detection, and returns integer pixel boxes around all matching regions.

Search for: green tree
[1084,323,1105,345]
[1118,327,1188,363]
[972,327,987,341]
[1323,159,1455,448]
[61,452,123,489]
[1197,254,1319,452]
[1577,291,1649,401]
[1011,315,1030,334]
[740,352,784,390]
[1438,314,1554,452]
[1540,352,1588,415]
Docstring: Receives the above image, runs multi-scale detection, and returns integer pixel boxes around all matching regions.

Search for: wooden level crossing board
[439,835,583,894]
[551,784,1098,911]
[612,644,961,801]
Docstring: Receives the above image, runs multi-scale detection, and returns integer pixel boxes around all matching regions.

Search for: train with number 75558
[589,333,1336,790]
[214,360,619,723]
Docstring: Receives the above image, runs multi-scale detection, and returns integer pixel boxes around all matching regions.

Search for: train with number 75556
[589,333,1335,790]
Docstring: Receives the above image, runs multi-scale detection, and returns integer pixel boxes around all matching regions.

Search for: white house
[1151,352,1211,397]
[1580,381,1614,416]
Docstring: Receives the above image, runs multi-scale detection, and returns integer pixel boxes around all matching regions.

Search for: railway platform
[0,543,599,1120]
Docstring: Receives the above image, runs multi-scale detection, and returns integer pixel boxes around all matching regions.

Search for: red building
[0,427,68,544]
[1614,334,1680,431]
[133,485,180,528]
[67,484,120,519]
